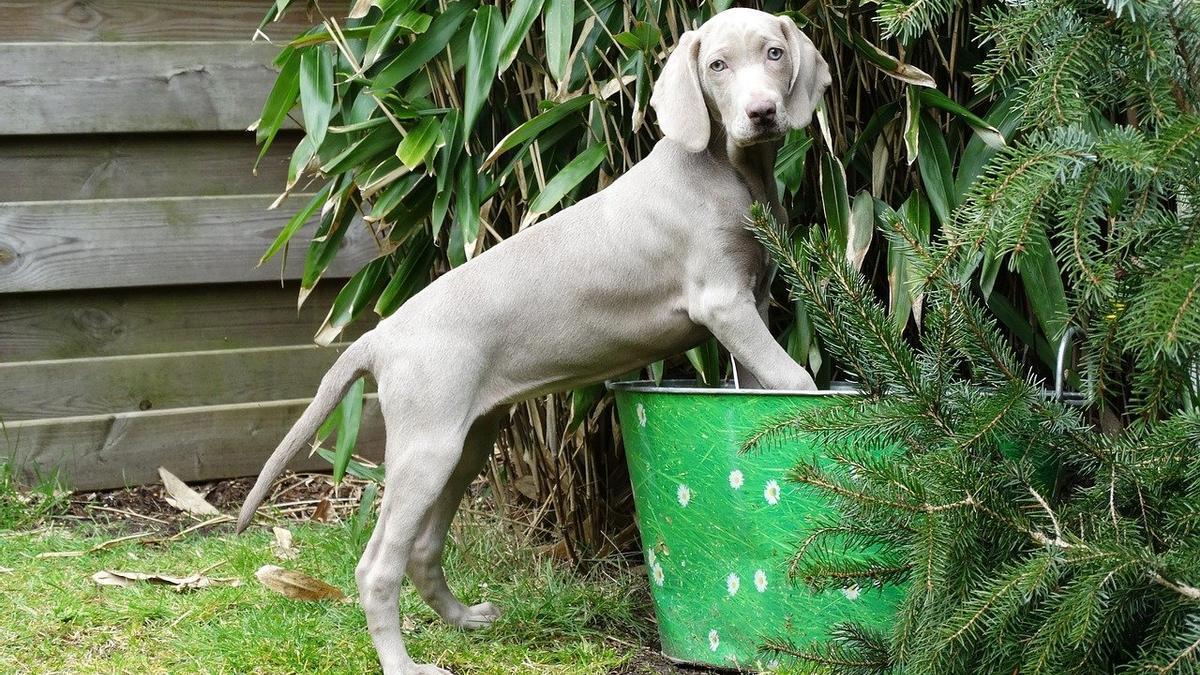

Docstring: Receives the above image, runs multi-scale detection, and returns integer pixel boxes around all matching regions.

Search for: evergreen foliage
[743,0,1199,670]
[748,203,1200,674]
[955,0,1200,420]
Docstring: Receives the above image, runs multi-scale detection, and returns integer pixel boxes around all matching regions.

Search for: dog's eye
[767,47,784,61]
[709,60,727,72]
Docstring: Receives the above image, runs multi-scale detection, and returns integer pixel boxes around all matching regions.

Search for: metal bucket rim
[607,379,1089,405]
[606,379,861,396]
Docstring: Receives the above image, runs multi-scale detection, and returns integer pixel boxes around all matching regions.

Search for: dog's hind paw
[455,601,501,630]
[408,664,454,675]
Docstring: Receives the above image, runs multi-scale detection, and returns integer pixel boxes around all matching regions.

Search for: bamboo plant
[255,0,1031,554]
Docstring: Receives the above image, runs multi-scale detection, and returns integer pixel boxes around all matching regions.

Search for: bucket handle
[1054,326,1080,401]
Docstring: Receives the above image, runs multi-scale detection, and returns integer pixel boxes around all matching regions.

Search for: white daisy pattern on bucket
[841,585,861,601]
[652,563,664,587]
[764,479,781,505]
[754,569,768,592]
[677,484,691,507]
[728,469,744,490]
[646,548,656,567]
[726,572,740,596]
[636,403,647,427]
[708,629,720,652]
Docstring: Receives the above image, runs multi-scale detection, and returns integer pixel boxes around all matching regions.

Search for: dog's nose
[746,100,777,125]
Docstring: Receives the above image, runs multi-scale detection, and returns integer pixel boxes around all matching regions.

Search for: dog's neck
[706,126,784,218]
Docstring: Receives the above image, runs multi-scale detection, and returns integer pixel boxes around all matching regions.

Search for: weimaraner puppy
[238,8,830,674]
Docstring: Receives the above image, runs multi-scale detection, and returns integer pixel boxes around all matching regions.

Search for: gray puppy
[238,8,830,674]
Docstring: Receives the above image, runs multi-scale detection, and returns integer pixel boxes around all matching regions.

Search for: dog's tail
[235,337,373,533]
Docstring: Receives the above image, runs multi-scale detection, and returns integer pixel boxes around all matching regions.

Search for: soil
[60,472,362,537]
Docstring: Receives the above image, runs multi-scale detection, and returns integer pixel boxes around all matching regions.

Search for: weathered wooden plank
[0,344,373,421]
[0,42,289,135]
[0,132,300,201]
[2,396,385,491]
[0,1,350,43]
[0,281,371,361]
[0,194,380,292]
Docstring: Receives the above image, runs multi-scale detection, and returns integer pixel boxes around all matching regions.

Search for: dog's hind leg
[355,416,469,675]
[406,412,502,629]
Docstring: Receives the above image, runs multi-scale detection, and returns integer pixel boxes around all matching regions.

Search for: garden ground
[0,471,694,674]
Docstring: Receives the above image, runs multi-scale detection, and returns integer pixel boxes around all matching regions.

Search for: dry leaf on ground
[513,475,539,501]
[0,566,13,574]
[271,527,298,560]
[91,569,241,591]
[158,467,220,516]
[310,498,333,522]
[255,565,346,602]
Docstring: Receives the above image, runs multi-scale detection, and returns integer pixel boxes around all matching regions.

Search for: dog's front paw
[454,601,501,630]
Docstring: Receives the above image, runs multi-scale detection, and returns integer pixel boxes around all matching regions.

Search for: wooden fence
[0,0,384,490]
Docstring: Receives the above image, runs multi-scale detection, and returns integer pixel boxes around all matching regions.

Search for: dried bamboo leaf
[158,467,220,516]
[255,565,347,602]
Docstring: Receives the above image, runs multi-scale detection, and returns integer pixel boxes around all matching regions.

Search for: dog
[238,8,830,674]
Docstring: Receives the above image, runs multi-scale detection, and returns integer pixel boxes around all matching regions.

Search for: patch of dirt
[614,650,714,673]
[59,472,372,537]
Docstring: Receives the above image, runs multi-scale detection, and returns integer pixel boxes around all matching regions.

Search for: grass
[0,473,660,674]
[0,462,67,531]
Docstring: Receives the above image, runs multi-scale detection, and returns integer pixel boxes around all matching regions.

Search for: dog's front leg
[690,290,816,390]
[731,295,772,389]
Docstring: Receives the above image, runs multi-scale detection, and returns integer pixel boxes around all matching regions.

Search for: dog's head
[650,8,832,152]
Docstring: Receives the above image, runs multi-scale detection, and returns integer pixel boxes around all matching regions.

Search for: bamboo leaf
[464,6,504,141]
[775,129,813,196]
[847,191,875,271]
[316,448,385,483]
[375,234,435,316]
[524,143,606,225]
[254,47,302,170]
[321,126,401,174]
[544,0,576,85]
[648,360,664,385]
[299,45,334,151]
[820,154,850,256]
[261,183,332,264]
[331,377,367,483]
[499,0,547,72]
[372,0,476,92]
[286,134,316,189]
[955,93,1022,200]
[301,180,358,299]
[364,5,433,67]
[452,158,480,266]
[315,257,388,345]
[1015,230,1069,343]
[481,94,593,169]
[614,21,661,52]
[827,11,936,87]
[395,116,442,170]
[903,86,921,165]
[567,384,605,434]
[685,346,709,384]
[919,88,1005,150]
[917,113,955,224]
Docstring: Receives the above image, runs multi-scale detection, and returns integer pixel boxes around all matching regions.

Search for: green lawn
[0,485,663,674]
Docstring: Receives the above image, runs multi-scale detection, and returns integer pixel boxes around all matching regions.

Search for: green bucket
[610,381,903,670]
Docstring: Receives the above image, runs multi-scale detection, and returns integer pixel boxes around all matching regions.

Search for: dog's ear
[779,17,831,131]
[650,31,709,153]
